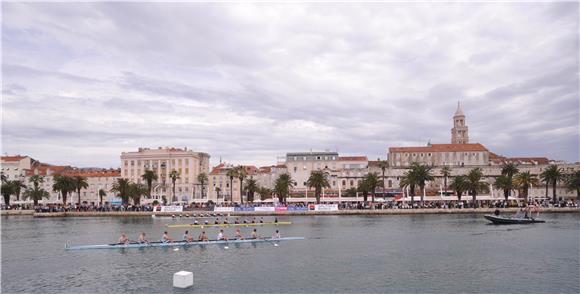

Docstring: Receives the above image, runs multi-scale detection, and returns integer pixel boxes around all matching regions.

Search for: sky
[2,2,579,168]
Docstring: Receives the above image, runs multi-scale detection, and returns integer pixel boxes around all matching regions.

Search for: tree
[565,171,580,201]
[306,171,330,204]
[440,166,451,194]
[128,183,148,206]
[1,182,15,206]
[465,168,489,208]
[540,165,564,203]
[215,187,222,200]
[169,170,180,203]
[226,168,237,202]
[513,171,539,204]
[411,163,434,206]
[141,170,158,198]
[236,166,247,204]
[345,187,357,198]
[500,163,519,199]
[274,173,295,203]
[494,175,513,202]
[23,186,50,206]
[378,160,389,192]
[400,168,418,206]
[11,180,26,201]
[29,174,44,188]
[73,176,88,205]
[197,172,208,199]
[358,179,370,202]
[111,178,131,205]
[364,172,381,203]
[98,189,106,204]
[244,178,259,202]
[257,186,273,201]
[450,175,468,202]
[52,174,75,206]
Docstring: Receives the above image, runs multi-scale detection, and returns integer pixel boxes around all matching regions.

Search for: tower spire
[451,101,468,144]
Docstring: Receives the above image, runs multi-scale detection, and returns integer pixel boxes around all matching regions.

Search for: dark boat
[484,215,546,224]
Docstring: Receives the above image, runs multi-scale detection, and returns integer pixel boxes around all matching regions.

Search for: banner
[234,207,254,212]
[254,207,275,212]
[274,206,288,212]
[314,204,339,211]
[288,206,308,211]
[214,207,235,212]
[160,205,183,212]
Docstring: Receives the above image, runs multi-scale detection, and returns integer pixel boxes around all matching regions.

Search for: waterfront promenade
[3,207,579,217]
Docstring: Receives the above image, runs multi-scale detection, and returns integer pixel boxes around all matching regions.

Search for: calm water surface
[2,214,579,293]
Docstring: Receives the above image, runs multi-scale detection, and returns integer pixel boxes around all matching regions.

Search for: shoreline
[1,207,579,217]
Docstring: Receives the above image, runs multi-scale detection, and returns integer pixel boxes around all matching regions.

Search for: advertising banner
[214,207,235,212]
[254,207,275,212]
[160,205,183,212]
[308,204,316,211]
[274,206,288,212]
[288,206,308,211]
[234,207,254,212]
[314,204,339,211]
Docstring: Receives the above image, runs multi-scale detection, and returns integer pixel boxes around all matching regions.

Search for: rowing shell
[65,237,305,250]
[167,221,292,228]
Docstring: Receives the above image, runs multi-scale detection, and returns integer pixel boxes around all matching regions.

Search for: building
[1,155,37,182]
[120,147,210,203]
[388,143,490,167]
[285,151,340,189]
[207,163,258,203]
[61,169,121,204]
[451,101,469,144]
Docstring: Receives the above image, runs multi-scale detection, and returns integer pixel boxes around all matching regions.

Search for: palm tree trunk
[444,176,447,194]
[504,189,509,202]
[472,191,477,208]
[545,183,548,198]
[420,186,424,207]
[316,188,321,204]
[552,181,557,203]
[78,189,81,206]
[239,180,243,204]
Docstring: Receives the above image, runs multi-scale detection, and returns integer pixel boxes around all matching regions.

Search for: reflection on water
[1,214,579,293]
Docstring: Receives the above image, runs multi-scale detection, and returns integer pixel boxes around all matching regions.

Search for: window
[342,180,346,186]
[350,180,354,186]
[293,167,297,172]
[332,181,336,186]
[130,161,134,166]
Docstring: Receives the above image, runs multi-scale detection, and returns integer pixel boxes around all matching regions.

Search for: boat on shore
[484,215,545,224]
[167,221,292,228]
[65,237,305,250]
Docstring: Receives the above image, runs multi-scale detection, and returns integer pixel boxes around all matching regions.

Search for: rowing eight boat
[167,221,292,228]
[65,237,305,250]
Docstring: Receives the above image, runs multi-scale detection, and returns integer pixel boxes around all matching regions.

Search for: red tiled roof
[63,170,121,177]
[26,164,72,176]
[339,156,368,161]
[389,143,489,153]
[276,164,287,168]
[209,163,226,175]
[1,156,27,162]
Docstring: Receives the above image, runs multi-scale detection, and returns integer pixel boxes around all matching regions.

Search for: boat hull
[65,237,305,250]
[167,221,292,228]
[484,215,545,224]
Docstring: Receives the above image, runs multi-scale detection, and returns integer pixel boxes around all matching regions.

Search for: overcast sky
[2,2,579,168]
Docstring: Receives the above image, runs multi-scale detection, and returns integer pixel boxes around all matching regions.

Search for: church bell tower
[451,101,469,144]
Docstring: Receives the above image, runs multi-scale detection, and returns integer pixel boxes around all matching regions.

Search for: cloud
[2,2,578,167]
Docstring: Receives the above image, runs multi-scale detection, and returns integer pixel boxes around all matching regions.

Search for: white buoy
[173,248,179,251]
[173,271,193,288]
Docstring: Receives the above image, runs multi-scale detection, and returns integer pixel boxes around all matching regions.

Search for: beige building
[207,163,258,203]
[120,147,210,203]
[388,143,490,167]
[1,155,36,183]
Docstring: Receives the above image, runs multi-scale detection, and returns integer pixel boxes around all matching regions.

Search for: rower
[234,228,244,240]
[234,218,240,224]
[182,230,193,243]
[138,232,149,244]
[224,218,229,225]
[193,219,199,225]
[274,217,278,224]
[204,220,209,225]
[162,231,175,243]
[272,230,281,239]
[171,214,176,219]
[217,229,228,241]
[243,219,248,224]
[251,229,258,239]
[259,217,264,224]
[214,218,220,225]
[198,230,209,241]
[119,233,130,244]
[251,217,256,224]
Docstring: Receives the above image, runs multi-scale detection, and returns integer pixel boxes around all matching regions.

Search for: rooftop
[389,143,489,153]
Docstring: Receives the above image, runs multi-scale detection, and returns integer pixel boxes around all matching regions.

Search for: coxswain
[234,218,240,224]
[198,231,209,241]
[251,229,258,239]
[217,229,228,241]
[272,230,281,239]
[119,233,130,244]
[234,228,244,240]
[162,231,175,243]
[138,232,149,244]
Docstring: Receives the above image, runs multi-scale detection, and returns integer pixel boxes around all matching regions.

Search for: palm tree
[494,175,513,202]
[141,170,158,198]
[98,189,106,204]
[197,172,208,199]
[465,168,489,208]
[412,163,434,206]
[440,166,451,194]
[378,160,389,192]
[11,180,26,201]
[257,186,273,201]
[128,183,148,206]
[215,187,222,200]
[236,166,247,204]
[1,181,15,206]
[52,174,75,205]
[29,174,44,188]
[540,165,564,203]
[345,187,357,198]
[110,178,131,205]
[274,173,295,203]
[73,176,89,205]
[169,170,180,203]
[306,171,330,204]
[23,186,50,206]
[513,171,539,204]
[244,178,259,202]
[500,163,519,198]
[358,178,370,202]
[400,169,418,206]
[364,172,381,203]
[0,173,7,183]
[226,168,237,202]
[565,171,580,201]
[450,175,468,202]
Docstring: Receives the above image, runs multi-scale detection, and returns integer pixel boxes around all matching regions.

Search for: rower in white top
[272,230,281,239]
[217,229,229,241]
